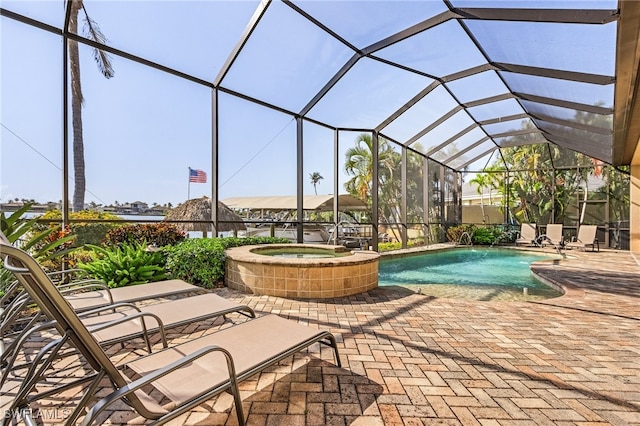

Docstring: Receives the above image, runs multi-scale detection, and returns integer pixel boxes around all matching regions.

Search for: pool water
[256,247,349,258]
[379,248,563,301]
[268,253,335,259]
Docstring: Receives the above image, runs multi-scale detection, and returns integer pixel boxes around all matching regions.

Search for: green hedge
[163,237,290,289]
[378,239,423,252]
[104,223,186,247]
[446,224,506,245]
[39,209,123,246]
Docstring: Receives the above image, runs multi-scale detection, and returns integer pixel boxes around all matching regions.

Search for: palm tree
[68,0,114,212]
[344,134,375,203]
[344,133,398,204]
[309,172,324,195]
[469,173,489,222]
[344,133,403,237]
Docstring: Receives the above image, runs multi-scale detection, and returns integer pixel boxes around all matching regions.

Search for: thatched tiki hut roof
[164,196,246,237]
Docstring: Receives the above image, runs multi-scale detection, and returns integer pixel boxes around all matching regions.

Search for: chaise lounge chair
[1,235,255,384]
[538,224,564,249]
[1,240,341,426]
[2,273,255,392]
[0,231,206,312]
[61,278,206,311]
[1,273,210,357]
[565,225,599,252]
[1,291,256,383]
[514,223,537,246]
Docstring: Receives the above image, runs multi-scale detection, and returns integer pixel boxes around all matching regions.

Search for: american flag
[189,168,207,183]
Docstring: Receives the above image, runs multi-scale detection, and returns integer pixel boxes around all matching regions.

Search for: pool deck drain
[3,247,640,425]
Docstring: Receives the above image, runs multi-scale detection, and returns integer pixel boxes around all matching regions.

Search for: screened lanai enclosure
[2,1,639,251]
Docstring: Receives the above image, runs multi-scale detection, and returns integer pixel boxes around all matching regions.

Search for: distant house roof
[221,194,367,211]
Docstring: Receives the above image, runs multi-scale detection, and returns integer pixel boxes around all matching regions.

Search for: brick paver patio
[3,247,639,425]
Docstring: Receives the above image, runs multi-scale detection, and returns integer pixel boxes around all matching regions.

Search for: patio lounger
[81,293,255,348]
[0,237,254,381]
[1,265,209,361]
[2,272,207,354]
[61,278,206,312]
[565,225,599,252]
[514,223,537,246]
[538,224,564,249]
[2,292,256,377]
[0,226,205,313]
[1,240,340,426]
[1,277,255,390]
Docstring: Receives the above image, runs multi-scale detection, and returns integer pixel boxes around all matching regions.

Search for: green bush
[163,237,289,288]
[471,227,494,245]
[446,225,506,245]
[473,226,509,245]
[104,223,186,247]
[63,248,94,270]
[378,239,423,252]
[39,209,123,247]
[1,204,77,296]
[79,242,167,288]
[446,224,475,243]
[495,226,517,244]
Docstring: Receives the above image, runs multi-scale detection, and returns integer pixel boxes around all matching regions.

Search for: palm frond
[81,5,114,79]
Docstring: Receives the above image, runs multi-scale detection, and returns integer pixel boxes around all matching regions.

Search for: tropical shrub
[1,205,76,259]
[445,224,507,245]
[38,209,123,247]
[378,239,423,252]
[62,248,95,271]
[79,242,167,288]
[1,204,77,296]
[471,227,495,245]
[446,224,475,243]
[163,237,290,289]
[104,223,186,247]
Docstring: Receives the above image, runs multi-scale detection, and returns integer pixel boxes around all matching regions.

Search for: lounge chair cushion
[126,314,327,403]
[83,293,253,344]
[65,279,203,311]
[566,225,599,251]
[515,223,536,245]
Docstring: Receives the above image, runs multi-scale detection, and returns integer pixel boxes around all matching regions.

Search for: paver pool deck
[3,246,640,425]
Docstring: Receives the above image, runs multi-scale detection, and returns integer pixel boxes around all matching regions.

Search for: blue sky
[0,1,617,207]
[1,1,356,205]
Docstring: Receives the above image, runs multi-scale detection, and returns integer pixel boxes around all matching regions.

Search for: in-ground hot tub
[225,244,380,298]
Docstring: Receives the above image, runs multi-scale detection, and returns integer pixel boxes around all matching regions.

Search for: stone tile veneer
[225,244,379,298]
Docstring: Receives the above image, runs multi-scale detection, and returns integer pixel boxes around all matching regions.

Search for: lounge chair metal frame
[2,267,208,366]
[1,301,170,391]
[0,245,256,404]
[536,224,565,253]
[514,223,537,247]
[1,250,251,363]
[566,225,600,252]
[1,283,256,393]
[60,277,207,312]
[1,241,341,426]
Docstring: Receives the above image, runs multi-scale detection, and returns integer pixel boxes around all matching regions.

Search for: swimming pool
[379,248,563,301]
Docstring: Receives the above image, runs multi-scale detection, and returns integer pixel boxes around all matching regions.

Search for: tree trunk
[69,0,85,212]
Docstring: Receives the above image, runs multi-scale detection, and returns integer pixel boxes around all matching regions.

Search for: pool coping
[226,243,380,267]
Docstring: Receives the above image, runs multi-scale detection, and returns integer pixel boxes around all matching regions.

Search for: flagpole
[187,167,191,200]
